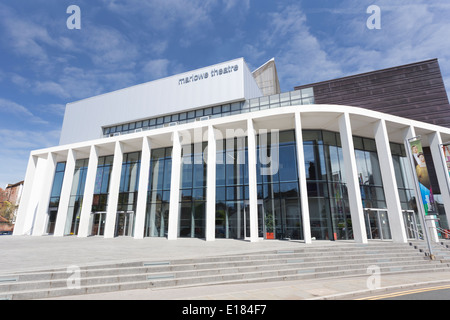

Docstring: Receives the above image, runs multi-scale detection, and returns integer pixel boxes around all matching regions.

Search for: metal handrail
[435,226,450,239]
[406,225,423,240]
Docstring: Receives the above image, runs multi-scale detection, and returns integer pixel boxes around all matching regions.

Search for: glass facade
[178,142,207,238]
[47,162,66,234]
[257,130,303,240]
[390,143,416,211]
[65,158,89,235]
[215,137,249,239]
[38,114,448,242]
[303,130,351,240]
[353,137,386,209]
[116,152,141,236]
[145,147,172,237]
[102,88,314,138]
[90,155,114,236]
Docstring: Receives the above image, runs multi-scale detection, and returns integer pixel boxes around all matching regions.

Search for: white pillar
[13,155,38,236]
[206,125,217,241]
[104,141,123,238]
[32,152,57,236]
[78,145,98,238]
[247,119,259,242]
[338,113,367,244]
[428,131,450,229]
[168,131,182,240]
[374,120,407,243]
[54,149,77,237]
[134,137,151,239]
[294,112,312,244]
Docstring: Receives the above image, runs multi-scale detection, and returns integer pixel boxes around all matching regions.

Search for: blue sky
[0,0,450,188]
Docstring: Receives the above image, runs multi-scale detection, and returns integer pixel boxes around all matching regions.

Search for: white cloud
[0,129,60,188]
[0,98,48,125]
[257,5,343,90]
[142,59,171,80]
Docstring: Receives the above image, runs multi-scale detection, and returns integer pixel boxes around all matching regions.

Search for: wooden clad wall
[295,59,450,128]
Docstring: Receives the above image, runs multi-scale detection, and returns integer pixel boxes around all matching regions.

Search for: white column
[338,113,367,244]
[294,112,312,244]
[247,119,259,242]
[374,120,407,243]
[206,125,217,241]
[13,155,38,236]
[429,131,450,229]
[168,131,182,240]
[32,152,57,236]
[54,149,77,237]
[78,145,99,238]
[134,137,151,239]
[104,141,123,238]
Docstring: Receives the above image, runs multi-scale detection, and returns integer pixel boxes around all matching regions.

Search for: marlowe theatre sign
[178,64,239,86]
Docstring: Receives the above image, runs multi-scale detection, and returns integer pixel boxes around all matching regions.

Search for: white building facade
[13,58,450,244]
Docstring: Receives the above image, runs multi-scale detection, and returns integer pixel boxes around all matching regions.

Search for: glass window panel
[363,138,377,152]
[303,130,322,144]
[187,111,195,119]
[269,94,280,104]
[323,131,337,146]
[290,90,301,100]
[250,98,260,108]
[231,102,241,111]
[216,187,226,201]
[301,87,314,98]
[353,137,364,150]
[278,145,298,182]
[213,106,221,114]
[259,96,269,105]
[280,92,290,102]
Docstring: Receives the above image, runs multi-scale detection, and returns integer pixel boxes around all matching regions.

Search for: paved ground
[2,235,450,300]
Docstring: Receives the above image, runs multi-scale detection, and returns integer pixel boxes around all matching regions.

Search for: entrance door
[46,208,58,234]
[364,209,392,240]
[90,212,106,236]
[242,200,265,240]
[116,211,135,237]
[403,210,419,239]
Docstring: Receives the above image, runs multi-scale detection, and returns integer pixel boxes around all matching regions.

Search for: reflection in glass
[303,130,351,240]
[145,147,172,237]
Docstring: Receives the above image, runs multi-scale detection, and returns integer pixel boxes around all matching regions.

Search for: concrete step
[0,254,439,294]
[3,261,450,300]
[1,242,449,300]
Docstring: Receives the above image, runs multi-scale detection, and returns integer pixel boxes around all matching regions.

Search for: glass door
[115,211,135,237]
[90,212,106,236]
[403,210,419,239]
[46,208,58,234]
[364,209,391,240]
[242,200,266,240]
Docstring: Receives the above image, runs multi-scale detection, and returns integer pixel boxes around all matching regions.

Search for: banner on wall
[409,139,437,215]
[442,144,450,179]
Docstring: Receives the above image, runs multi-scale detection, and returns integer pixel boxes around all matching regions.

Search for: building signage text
[178,64,239,86]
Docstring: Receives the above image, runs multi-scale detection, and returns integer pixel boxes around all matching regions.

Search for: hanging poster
[442,144,450,179]
[409,139,436,215]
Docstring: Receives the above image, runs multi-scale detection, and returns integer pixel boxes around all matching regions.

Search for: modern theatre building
[13,57,450,244]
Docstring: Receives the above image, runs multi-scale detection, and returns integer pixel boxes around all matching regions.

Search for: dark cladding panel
[295,59,450,128]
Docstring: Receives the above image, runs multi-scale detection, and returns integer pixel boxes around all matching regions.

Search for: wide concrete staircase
[1,242,450,300]
[409,240,450,262]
